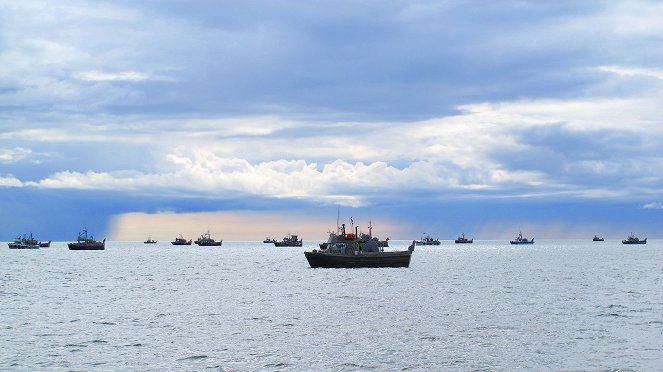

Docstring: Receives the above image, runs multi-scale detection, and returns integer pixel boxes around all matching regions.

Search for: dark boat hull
[8,244,40,249]
[274,242,302,247]
[196,242,223,246]
[622,240,646,244]
[171,242,191,245]
[455,239,473,243]
[68,243,105,250]
[593,238,604,241]
[510,241,534,245]
[305,251,412,268]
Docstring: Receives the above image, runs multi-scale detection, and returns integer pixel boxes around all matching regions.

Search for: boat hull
[455,239,473,244]
[8,244,40,249]
[510,241,534,245]
[274,242,302,247]
[622,240,646,244]
[196,241,223,246]
[305,251,412,268]
[68,243,105,250]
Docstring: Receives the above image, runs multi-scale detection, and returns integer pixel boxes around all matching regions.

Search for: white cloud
[597,66,663,81]
[2,91,661,202]
[643,202,663,209]
[17,147,548,206]
[72,70,151,82]
[0,175,23,187]
[0,147,33,163]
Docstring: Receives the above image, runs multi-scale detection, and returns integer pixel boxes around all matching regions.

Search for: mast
[368,220,373,239]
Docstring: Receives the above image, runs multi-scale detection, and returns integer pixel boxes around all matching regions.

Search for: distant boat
[263,237,276,244]
[195,231,223,246]
[273,233,302,247]
[8,233,41,249]
[171,235,192,245]
[415,234,440,245]
[454,233,473,244]
[510,231,534,245]
[622,233,646,245]
[592,235,604,242]
[39,241,51,247]
[68,228,105,250]
[144,236,157,244]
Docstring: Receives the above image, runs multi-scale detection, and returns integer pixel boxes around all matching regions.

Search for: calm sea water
[1,239,661,370]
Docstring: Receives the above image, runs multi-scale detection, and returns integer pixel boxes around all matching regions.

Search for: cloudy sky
[1,1,662,241]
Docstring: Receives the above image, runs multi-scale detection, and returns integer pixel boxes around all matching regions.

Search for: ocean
[1,239,661,370]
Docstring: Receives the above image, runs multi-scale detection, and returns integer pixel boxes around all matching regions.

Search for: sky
[1,1,662,241]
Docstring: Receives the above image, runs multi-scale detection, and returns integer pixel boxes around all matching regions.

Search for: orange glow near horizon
[108,211,407,242]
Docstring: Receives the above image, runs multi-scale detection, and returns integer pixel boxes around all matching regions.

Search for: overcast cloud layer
[1,1,662,239]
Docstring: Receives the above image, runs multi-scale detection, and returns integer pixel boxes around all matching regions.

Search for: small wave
[65,343,87,348]
[177,355,208,361]
[264,362,290,368]
[597,313,629,318]
[93,321,117,325]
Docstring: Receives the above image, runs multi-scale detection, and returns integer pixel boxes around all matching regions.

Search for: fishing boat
[144,236,157,244]
[171,235,192,245]
[415,234,440,245]
[622,233,646,245]
[306,221,414,268]
[454,233,473,244]
[195,231,222,246]
[592,235,604,242]
[273,233,302,247]
[510,231,534,245]
[263,237,276,244]
[8,234,41,249]
[68,228,105,250]
[39,241,51,247]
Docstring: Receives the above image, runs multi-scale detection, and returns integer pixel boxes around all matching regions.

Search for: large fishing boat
[415,234,440,245]
[68,229,105,250]
[195,231,222,246]
[171,235,192,245]
[622,233,646,245]
[454,233,473,244]
[510,231,534,245]
[592,235,604,242]
[273,233,302,247]
[8,233,41,249]
[306,220,414,268]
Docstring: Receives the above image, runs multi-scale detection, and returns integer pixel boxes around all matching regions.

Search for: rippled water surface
[2,240,662,370]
